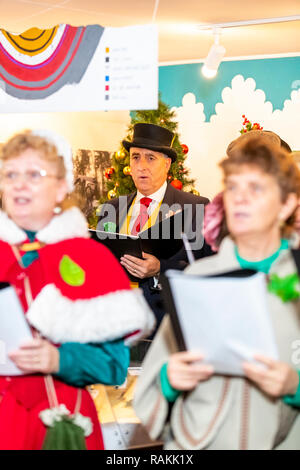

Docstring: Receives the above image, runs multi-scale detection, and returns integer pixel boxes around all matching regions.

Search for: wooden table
[88,368,163,450]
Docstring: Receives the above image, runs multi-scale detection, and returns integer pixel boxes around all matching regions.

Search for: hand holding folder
[161,269,279,376]
[90,211,186,281]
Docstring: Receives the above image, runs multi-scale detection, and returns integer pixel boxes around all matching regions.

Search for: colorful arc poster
[0,24,158,112]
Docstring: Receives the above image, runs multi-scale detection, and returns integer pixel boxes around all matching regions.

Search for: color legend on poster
[100,24,158,111]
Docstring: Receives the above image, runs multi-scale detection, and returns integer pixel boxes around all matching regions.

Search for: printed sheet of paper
[0,24,158,112]
[166,271,279,375]
[0,285,33,375]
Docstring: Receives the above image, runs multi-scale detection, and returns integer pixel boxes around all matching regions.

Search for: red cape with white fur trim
[0,208,155,449]
[0,237,155,345]
[0,235,155,449]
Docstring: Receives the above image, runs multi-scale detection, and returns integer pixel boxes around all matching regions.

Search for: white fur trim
[36,207,89,244]
[32,129,74,192]
[0,207,88,245]
[0,210,28,244]
[26,284,156,344]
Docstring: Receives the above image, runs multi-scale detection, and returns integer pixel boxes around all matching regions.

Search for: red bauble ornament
[181,144,189,154]
[167,175,172,181]
[104,167,115,179]
[170,179,183,190]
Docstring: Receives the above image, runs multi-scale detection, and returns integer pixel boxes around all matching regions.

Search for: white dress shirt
[129,181,167,233]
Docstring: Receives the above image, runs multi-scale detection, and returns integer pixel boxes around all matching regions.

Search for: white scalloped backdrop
[171,75,300,199]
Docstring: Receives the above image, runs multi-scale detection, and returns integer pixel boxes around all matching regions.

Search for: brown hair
[293,151,300,166]
[226,130,281,155]
[0,130,77,211]
[220,137,300,237]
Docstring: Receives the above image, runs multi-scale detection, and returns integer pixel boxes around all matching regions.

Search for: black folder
[90,210,186,262]
[0,282,10,291]
[89,230,143,260]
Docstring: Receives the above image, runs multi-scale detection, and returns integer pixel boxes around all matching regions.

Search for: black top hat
[122,123,177,162]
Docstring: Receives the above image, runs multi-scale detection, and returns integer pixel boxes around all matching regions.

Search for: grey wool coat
[133,237,300,450]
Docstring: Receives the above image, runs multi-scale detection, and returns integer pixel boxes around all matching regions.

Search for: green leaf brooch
[267,273,300,303]
[59,255,85,287]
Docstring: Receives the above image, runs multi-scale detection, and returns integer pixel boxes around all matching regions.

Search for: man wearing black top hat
[98,123,212,333]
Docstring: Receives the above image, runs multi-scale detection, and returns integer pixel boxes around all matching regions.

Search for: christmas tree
[102,97,197,202]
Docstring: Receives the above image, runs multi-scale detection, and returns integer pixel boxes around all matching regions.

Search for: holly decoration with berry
[240,115,263,134]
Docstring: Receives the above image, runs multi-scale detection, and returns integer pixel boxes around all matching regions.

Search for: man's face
[130,147,171,196]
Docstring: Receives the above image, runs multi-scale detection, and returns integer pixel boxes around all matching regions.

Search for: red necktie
[131,197,152,235]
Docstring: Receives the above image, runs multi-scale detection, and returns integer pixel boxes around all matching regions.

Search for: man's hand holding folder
[90,210,185,281]
[120,251,160,279]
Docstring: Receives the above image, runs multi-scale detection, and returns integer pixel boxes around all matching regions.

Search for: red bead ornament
[181,144,189,154]
[104,167,115,179]
[170,179,183,190]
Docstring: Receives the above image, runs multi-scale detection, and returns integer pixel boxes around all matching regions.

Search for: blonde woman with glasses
[0,130,155,450]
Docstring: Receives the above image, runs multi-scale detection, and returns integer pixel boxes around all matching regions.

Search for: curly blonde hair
[0,130,78,211]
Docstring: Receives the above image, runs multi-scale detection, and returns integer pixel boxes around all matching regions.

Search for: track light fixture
[202,28,226,79]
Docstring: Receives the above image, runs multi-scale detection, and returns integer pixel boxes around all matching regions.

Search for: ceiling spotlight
[202,29,226,79]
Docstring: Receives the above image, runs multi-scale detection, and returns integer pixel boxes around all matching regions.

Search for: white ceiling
[0,0,299,62]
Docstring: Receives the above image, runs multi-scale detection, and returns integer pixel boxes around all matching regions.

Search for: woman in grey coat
[134,136,300,450]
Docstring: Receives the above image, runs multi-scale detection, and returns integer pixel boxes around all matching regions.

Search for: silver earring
[53,206,62,214]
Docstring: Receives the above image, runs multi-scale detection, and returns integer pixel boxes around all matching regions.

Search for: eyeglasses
[0,169,58,185]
